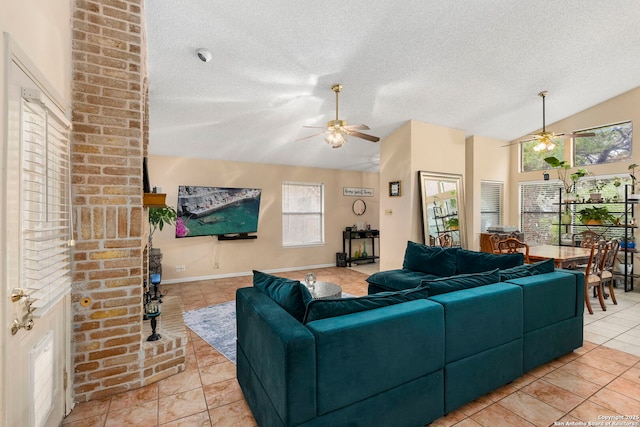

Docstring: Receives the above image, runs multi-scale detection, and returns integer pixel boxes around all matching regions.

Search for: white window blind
[480,181,503,231]
[282,182,324,246]
[22,90,73,317]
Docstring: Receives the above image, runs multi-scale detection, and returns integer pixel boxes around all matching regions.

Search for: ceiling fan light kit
[297,83,380,148]
[504,91,596,150]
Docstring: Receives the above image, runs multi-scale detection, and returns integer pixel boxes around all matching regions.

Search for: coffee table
[306,281,342,299]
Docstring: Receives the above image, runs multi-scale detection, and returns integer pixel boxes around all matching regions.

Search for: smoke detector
[196,48,212,63]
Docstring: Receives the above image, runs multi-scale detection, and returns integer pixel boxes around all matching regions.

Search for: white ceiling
[145,1,640,172]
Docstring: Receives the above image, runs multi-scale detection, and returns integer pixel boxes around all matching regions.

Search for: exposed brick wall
[70,0,184,403]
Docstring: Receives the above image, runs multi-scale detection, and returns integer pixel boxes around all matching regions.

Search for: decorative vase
[589,193,602,203]
[362,243,368,258]
[561,213,572,225]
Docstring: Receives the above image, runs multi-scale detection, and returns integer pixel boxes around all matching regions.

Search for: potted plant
[148,206,177,275]
[446,217,459,230]
[588,178,607,202]
[577,206,615,225]
[543,157,589,201]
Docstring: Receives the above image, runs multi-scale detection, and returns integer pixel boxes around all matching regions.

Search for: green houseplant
[446,217,459,230]
[577,206,615,225]
[148,206,177,275]
[543,157,589,200]
[149,206,177,240]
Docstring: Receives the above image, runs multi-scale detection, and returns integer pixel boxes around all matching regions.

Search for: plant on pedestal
[148,206,177,275]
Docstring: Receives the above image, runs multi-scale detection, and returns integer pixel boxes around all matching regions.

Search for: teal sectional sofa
[236,244,584,427]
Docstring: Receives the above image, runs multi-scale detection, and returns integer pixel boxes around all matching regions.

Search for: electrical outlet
[385,209,393,215]
[176,265,186,272]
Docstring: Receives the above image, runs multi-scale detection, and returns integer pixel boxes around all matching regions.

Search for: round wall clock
[352,199,366,215]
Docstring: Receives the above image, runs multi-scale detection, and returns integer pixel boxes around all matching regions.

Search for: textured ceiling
[145,1,640,172]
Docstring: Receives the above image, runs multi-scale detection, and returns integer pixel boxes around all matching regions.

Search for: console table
[342,229,379,267]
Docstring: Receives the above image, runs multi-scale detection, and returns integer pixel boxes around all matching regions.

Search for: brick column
[71,0,146,402]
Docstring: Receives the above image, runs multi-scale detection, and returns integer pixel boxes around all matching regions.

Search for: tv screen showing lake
[175,186,261,238]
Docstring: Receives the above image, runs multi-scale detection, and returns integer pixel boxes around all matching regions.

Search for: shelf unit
[342,229,379,267]
[555,185,635,291]
[432,206,460,247]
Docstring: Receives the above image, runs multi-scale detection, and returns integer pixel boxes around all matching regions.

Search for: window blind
[282,182,324,246]
[480,181,503,232]
[22,90,73,317]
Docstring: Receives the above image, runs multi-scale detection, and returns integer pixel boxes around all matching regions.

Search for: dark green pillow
[402,241,458,276]
[421,269,500,296]
[456,249,523,274]
[500,258,555,281]
[253,270,312,322]
[303,286,429,324]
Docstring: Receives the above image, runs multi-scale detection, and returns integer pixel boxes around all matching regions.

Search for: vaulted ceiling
[146,1,640,171]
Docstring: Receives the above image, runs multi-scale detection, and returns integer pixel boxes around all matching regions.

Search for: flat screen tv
[175,185,261,238]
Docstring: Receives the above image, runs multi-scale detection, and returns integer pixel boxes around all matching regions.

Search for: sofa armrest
[306,299,444,415]
[236,287,316,426]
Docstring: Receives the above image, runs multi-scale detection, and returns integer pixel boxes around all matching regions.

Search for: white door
[2,45,72,427]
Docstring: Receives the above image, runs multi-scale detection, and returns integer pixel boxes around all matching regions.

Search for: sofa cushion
[253,270,312,322]
[456,249,523,274]
[366,268,441,292]
[402,241,458,276]
[303,286,429,324]
[500,258,555,281]
[421,269,500,296]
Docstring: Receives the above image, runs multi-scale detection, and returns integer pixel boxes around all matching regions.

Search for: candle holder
[150,273,162,302]
[145,300,161,341]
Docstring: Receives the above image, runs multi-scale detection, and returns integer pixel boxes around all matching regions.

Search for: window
[282,182,324,246]
[21,90,73,316]
[521,176,631,246]
[520,181,562,245]
[480,181,503,231]
[574,121,632,166]
[521,139,565,172]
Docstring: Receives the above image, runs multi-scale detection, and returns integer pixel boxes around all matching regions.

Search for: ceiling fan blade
[568,132,596,138]
[343,124,370,130]
[501,138,535,148]
[347,130,380,142]
[295,131,327,142]
[302,125,327,129]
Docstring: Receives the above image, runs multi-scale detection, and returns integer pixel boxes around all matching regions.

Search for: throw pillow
[421,268,500,296]
[303,286,429,324]
[402,241,458,276]
[253,270,312,322]
[500,258,555,281]
[456,249,523,274]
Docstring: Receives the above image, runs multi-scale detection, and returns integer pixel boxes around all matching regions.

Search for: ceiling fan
[504,91,595,151]
[296,83,380,148]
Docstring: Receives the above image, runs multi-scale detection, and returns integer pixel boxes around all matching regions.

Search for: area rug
[184,293,356,365]
[184,301,238,364]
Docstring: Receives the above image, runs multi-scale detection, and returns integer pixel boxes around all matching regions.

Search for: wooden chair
[584,239,609,315]
[497,237,530,264]
[439,233,453,248]
[488,234,502,254]
[600,238,620,306]
[572,230,600,248]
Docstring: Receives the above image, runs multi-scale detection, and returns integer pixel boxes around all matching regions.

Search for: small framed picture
[389,181,401,197]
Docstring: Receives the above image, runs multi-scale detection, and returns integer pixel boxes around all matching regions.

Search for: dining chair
[439,233,453,248]
[497,237,530,264]
[488,233,502,253]
[572,230,600,248]
[600,238,620,306]
[584,239,609,315]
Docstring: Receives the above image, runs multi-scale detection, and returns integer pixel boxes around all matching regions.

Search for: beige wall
[379,120,466,270]
[148,155,380,282]
[466,135,512,250]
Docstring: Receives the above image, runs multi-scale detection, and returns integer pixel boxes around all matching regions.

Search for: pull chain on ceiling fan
[296,83,380,148]
[503,91,595,150]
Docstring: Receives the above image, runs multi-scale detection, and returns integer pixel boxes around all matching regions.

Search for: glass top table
[304,281,342,299]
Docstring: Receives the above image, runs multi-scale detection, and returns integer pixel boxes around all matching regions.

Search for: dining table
[526,244,593,269]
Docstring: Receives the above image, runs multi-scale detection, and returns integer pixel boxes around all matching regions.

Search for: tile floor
[63,265,640,427]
